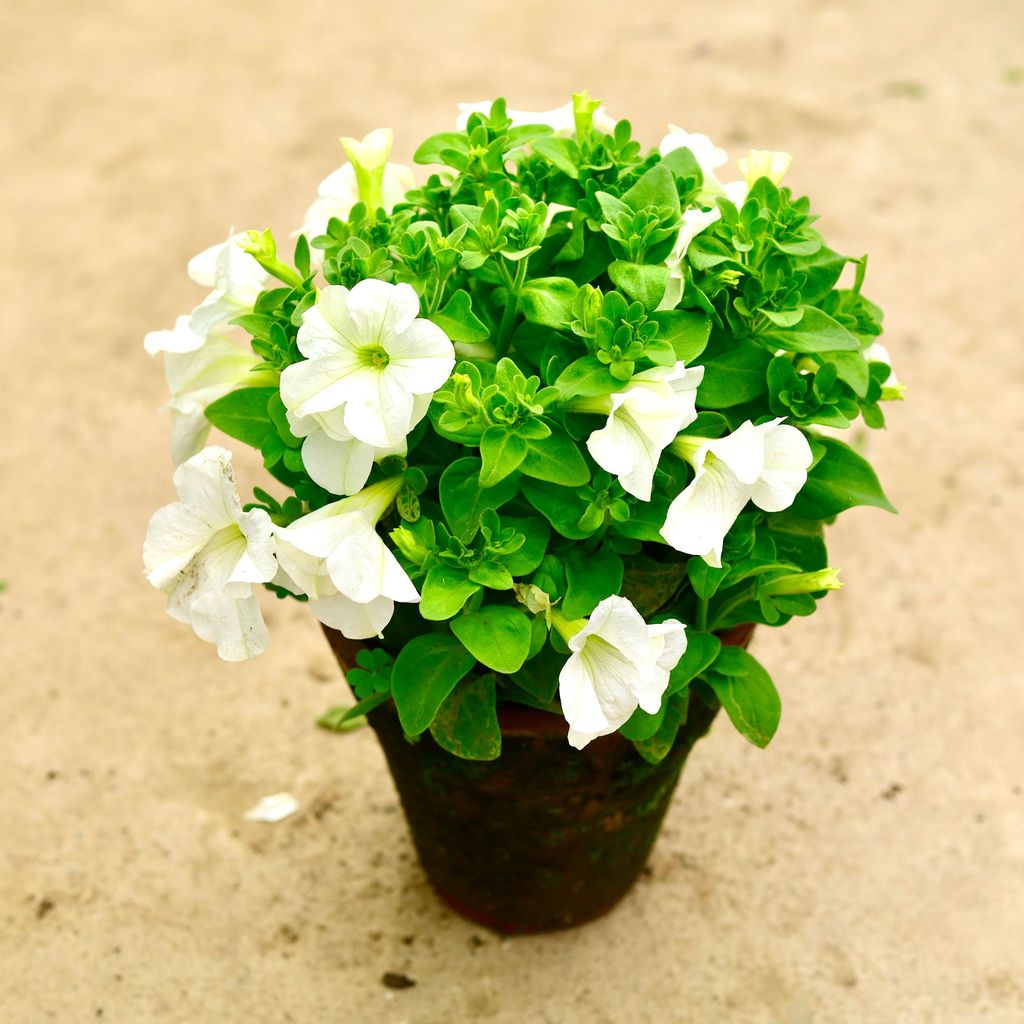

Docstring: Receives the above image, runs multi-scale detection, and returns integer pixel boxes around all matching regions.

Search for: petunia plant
[144,97,899,761]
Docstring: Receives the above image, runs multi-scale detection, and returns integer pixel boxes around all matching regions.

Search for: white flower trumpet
[572,362,704,501]
[661,418,813,567]
[554,596,687,750]
[280,279,455,451]
[143,447,277,661]
[273,477,420,639]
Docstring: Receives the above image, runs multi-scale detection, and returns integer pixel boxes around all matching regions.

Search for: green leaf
[429,674,502,760]
[791,247,849,305]
[822,350,870,398]
[532,137,581,178]
[520,425,590,486]
[519,277,579,329]
[479,427,528,487]
[761,306,861,353]
[650,310,712,363]
[563,546,624,618]
[204,386,277,447]
[659,145,705,185]
[509,641,562,703]
[666,631,722,694]
[391,633,477,735]
[500,516,551,575]
[554,356,623,399]
[414,131,469,165]
[432,290,490,344]
[620,555,689,617]
[451,605,533,674]
[760,308,804,327]
[697,341,772,407]
[439,457,521,541]
[705,647,781,748]
[619,698,668,742]
[688,558,728,601]
[790,437,897,518]
[622,163,681,217]
[521,478,594,539]
[633,694,687,764]
[468,561,514,589]
[765,514,828,571]
[419,566,481,621]
[608,261,670,311]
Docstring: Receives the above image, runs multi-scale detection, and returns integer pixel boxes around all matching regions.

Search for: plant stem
[494,258,528,358]
[696,596,709,632]
[707,585,756,632]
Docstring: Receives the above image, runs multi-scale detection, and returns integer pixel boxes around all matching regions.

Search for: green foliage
[391,633,476,735]
[429,674,502,760]
[187,93,897,758]
[346,647,395,699]
[790,437,896,518]
[704,647,781,748]
[204,387,278,447]
[451,605,533,673]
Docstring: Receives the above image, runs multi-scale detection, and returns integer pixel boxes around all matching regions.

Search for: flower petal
[559,650,615,744]
[296,302,355,360]
[341,367,415,448]
[279,351,368,419]
[172,446,244,528]
[189,589,269,661]
[661,459,752,566]
[705,419,779,485]
[144,315,205,355]
[345,278,421,339]
[384,319,456,394]
[586,402,660,501]
[323,519,419,604]
[143,502,211,589]
[300,429,376,496]
[229,508,277,584]
[309,593,395,639]
[749,423,812,512]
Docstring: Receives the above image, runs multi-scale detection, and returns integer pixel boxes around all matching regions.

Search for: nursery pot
[322,623,754,935]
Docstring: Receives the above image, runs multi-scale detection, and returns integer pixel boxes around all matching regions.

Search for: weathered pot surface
[322,622,754,935]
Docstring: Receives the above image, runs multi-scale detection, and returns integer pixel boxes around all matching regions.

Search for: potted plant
[143,95,900,934]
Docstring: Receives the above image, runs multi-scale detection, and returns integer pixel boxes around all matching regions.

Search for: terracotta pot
[322,622,755,935]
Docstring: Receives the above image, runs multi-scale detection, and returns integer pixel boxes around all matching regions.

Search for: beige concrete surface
[2,1,1023,1020]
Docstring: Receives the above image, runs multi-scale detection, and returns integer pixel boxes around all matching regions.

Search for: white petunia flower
[143,446,277,661]
[576,362,704,500]
[274,477,419,639]
[280,279,455,450]
[162,334,268,465]
[737,149,793,187]
[287,392,430,496]
[299,162,415,243]
[456,100,616,135]
[657,180,749,312]
[556,596,687,750]
[299,128,415,247]
[658,206,724,312]
[662,418,813,567]
[187,234,269,338]
[144,314,206,356]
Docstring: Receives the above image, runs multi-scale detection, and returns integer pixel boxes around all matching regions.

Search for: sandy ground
[2,1,1023,1021]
